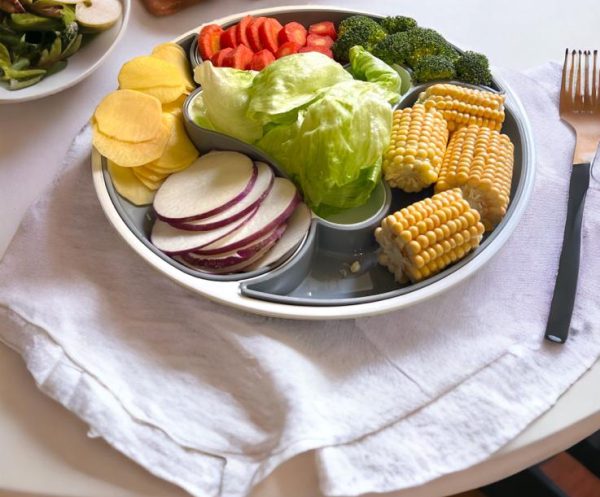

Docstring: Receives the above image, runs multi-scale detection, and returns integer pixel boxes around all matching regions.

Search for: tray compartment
[189,10,378,68]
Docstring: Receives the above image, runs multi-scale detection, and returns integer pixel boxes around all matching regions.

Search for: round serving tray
[91,5,535,320]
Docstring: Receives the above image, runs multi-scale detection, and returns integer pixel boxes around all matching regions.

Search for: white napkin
[1,62,599,497]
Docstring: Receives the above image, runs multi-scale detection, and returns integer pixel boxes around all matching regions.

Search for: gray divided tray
[97,7,535,315]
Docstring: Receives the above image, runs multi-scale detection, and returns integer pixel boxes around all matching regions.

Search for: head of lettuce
[192,49,402,216]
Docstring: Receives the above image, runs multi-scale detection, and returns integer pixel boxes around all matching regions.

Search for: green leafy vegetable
[9,12,61,31]
[0,41,10,64]
[37,33,60,67]
[8,72,42,88]
[189,92,217,132]
[257,80,392,213]
[3,64,43,78]
[0,0,116,90]
[348,45,402,101]
[247,52,352,125]
[193,61,262,143]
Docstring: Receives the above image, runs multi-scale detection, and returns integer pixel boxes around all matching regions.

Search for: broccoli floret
[403,27,459,67]
[379,16,417,34]
[332,17,388,62]
[455,51,492,86]
[338,15,381,36]
[412,55,456,83]
[371,32,411,65]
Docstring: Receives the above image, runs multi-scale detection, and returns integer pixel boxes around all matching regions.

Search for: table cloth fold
[1,62,599,497]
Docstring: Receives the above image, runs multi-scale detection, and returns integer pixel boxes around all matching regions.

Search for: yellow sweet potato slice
[107,160,155,206]
[144,161,190,175]
[152,112,199,170]
[151,43,195,92]
[133,165,169,182]
[132,167,164,190]
[94,89,163,143]
[161,94,187,116]
[118,56,185,91]
[138,84,186,104]
[92,118,171,168]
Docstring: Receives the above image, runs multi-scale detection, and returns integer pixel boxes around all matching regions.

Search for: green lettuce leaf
[257,80,392,212]
[349,45,402,102]
[247,52,352,125]
[193,62,263,143]
[188,93,216,132]
[256,115,302,177]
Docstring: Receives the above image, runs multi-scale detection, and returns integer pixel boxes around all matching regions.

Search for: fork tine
[584,50,591,109]
[592,50,600,109]
[560,48,570,113]
[568,49,576,97]
[574,50,583,111]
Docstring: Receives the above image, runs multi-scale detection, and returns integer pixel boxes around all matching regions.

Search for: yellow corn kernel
[435,124,514,231]
[382,104,449,193]
[417,83,505,133]
[374,188,485,283]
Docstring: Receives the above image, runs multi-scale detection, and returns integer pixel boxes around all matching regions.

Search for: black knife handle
[545,163,591,344]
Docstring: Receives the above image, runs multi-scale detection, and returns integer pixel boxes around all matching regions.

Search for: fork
[545,49,600,344]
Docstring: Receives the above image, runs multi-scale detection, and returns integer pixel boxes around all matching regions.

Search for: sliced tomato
[298,45,333,58]
[306,34,334,49]
[308,21,337,40]
[250,49,276,70]
[198,24,224,60]
[220,25,238,49]
[236,15,254,48]
[247,17,267,51]
[275,41,301,59]
[224,44,254,70]
[277,21,307,47]
[211,47,234,67]
[259,18,283,53]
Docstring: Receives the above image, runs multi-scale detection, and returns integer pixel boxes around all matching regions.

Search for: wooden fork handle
[545,163,591,344]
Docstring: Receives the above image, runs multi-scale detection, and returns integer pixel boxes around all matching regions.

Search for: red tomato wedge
[220,25,238,49]
[247,17,267,51]
[308,21,337,40]
[236,15,254,48]
[259,18,283,53]
[275,41,301,59]
[306,34,334,49]
[211,47,234,67]
[299,45,333,58]
[250,49,276,70]
[224,44,254,70]
[277,21,307,47]
[198,24,223,60]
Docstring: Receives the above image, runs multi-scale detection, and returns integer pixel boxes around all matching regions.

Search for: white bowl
[0,0,130,104]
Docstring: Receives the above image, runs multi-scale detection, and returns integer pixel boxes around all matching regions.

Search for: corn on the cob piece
[382,104,449,192]
[417,83,505,132]
[435,124,514,231]
[375,188,485,283]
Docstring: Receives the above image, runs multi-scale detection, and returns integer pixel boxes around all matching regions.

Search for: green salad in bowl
[0,0,126,100]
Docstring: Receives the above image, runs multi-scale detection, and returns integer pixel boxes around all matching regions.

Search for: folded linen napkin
[1,62,599,497]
